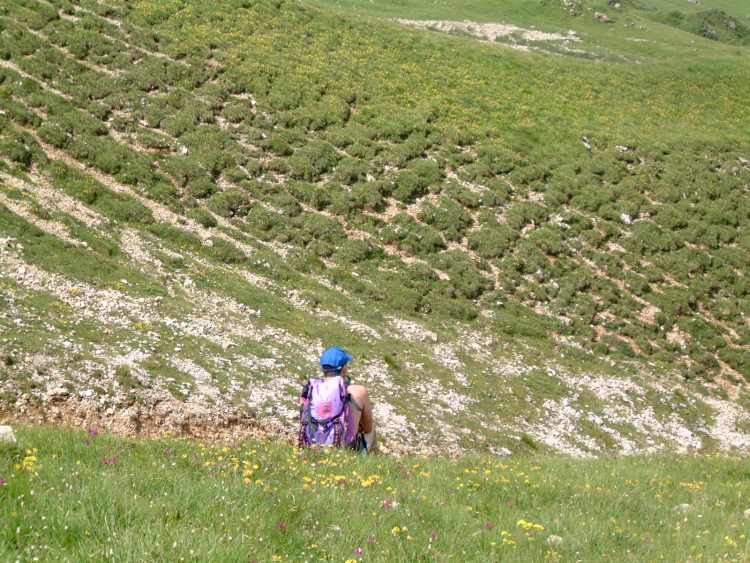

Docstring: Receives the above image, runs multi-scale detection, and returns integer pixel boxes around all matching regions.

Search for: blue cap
[320,346,354,372]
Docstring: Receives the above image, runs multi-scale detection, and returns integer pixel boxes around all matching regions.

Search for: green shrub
[418,197,473,242]
[390,170,428,204]
[222,101,254,124]
[630,221,683,254]
[624,271,650,296]
[475,142,519,174]
[245,205,281,235]
[328,186,358,218]
[269,193,303,218]
[426,293,479,320]
[296,212,346,247]
[429,250,493,300]
[207,237,246,264]
[160,156,207,187]
[351,184,384,213]
[442,182,482,209]
[380,213,445,256]
[407,158,444,187]
[260,134,295,157]
[187,207,218,228]
[680,317,725,352]
[186,177,219,199]
[288,140,340,181]
[332,157,370,184]
[651,287,698,318]
[346,142,378,160]
[294,95,350,130]
[529,227,567,256]
[208,189,252,218]
[505,201,548,231]
[333,239,384,264]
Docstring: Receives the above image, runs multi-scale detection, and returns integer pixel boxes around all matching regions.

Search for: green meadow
[2,426,750,562]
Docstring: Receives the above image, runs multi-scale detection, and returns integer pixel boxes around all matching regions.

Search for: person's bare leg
[348,384,376,451]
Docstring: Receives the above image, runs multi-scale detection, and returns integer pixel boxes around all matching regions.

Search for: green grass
[1,426,750,562]
[1,0,750,454]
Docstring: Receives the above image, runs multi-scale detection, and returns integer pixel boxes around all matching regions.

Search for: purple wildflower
[367,535,375,543]
[165,448,172,456]
[88,428,99,437]
[84,439,91,446]
[278,523,287,531]
[485,522,494,530]
[0,477,6,486]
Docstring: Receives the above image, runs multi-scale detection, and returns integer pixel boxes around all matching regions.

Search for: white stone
[0,426,17,444]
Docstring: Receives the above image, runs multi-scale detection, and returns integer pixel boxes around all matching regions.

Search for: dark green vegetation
[2,426,750,562]
[0,0,749,451]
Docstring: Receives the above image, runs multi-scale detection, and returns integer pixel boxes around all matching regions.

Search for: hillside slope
[1,0,750,456]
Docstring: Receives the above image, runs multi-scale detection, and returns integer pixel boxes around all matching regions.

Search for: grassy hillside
[2,426,750,562]
[0,0,749,455]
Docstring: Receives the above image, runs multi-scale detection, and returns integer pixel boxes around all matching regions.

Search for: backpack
[298,376,362,450]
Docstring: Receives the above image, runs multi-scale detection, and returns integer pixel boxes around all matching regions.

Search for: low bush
[429,250,494,300]
[505,201,548,231]
[187,207,218,228]
[296,212,347,247]
[418,197,473,242]
[186,177,219,199]
[442,182,482,209]
[288,140,340,181]
[379,213,445,256]
[208,189,252,218]
[389,170,428,204]
[333,238,384,264]
[331,157,370,184]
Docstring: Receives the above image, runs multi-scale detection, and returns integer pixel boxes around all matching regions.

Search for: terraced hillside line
[6,167,107,230]
[0,60,73,101]
[20,25,121,78]
[36,0,191,66]
[11,122,263,257]
[0,191,82,247]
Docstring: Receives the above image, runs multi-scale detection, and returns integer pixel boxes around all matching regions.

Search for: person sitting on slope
[299,346,376,452]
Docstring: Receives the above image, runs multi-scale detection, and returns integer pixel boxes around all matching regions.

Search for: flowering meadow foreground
[1,427,749,562]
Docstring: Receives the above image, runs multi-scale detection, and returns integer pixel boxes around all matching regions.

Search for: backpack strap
[349,395,363,412]
[300,380,311,401]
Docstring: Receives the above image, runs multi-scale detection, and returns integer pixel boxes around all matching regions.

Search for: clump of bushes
[429,250,494,300]
[380,213,445,256]
[208,189,252,218]
[418,198,473,242]
[288,140,340,181]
